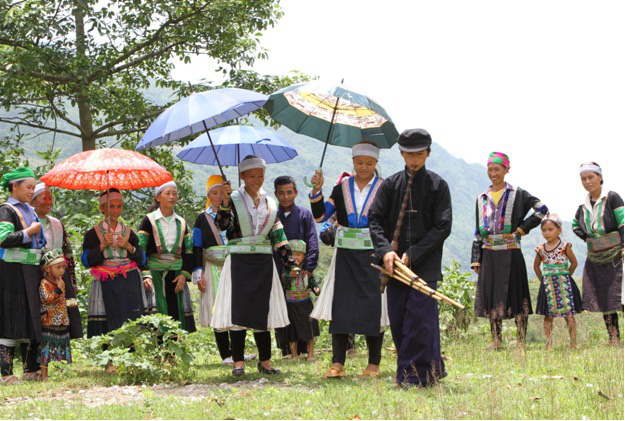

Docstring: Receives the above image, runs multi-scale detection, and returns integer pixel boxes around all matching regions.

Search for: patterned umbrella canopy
[264,80,400,151]
[40,148,172,190]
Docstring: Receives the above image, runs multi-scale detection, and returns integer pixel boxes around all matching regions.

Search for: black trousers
[0,340,38,376]
[230,330,272,363]
[332,332,384,365]
[214,330,232,360]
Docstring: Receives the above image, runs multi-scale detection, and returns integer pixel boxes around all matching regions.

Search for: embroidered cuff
[470,263,481,268]
[219,205,231,211]
[141,270,152,279]
[181,270,192,281]
[309,191,323,203]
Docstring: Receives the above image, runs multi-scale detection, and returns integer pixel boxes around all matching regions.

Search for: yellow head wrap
[205,175,224,209]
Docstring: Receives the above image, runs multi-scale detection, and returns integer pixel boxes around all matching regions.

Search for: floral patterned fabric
[39,278,69,327]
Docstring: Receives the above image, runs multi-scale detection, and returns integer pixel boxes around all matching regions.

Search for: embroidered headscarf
[288,239,307,254]
[99,190,123,206]
[541,212,562,228]
[42,249,65,267]
[205,175,224,209]
[487,152,510,169]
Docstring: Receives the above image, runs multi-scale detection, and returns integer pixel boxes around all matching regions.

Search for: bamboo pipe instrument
[371,263,465,309]
[393,260,465,309]
[372,264,444,303]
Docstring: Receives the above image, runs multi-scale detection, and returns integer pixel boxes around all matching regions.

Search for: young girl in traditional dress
[309,142,388,378]
[193,175,235,364]
[138,181,196,333]
[533,213,582,350]
[212,155,299,377]
[82,189,152,338]
[39,250,77,381]
[281,239,320,361]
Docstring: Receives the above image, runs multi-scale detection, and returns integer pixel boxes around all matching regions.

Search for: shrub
[438,261,476,337]
[85,314,194,383]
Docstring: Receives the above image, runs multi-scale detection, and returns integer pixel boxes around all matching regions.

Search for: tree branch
[92,108,163,136]
[95,126,148,139]
[87,2,211,82]
[48,98,84,133]
[0,117,81,138]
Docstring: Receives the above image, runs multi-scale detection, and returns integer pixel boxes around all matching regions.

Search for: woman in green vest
[0,167,45,384]
[138,181,196,332]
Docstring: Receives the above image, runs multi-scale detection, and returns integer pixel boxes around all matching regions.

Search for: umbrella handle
[303,168,323,188]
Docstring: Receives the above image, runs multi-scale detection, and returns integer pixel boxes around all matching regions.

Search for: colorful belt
[285,288,311,302]
[204,246,227,266]
[226,236,272,255]
[587,232,621,253]
[335,226,373,250]
[482,233,521,250]
[542,263,570,276]
[0,247,43,265]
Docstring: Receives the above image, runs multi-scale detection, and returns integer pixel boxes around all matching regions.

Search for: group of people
[0,128,622,388]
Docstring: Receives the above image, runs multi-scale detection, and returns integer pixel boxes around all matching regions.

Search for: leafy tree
[0,0,285,150]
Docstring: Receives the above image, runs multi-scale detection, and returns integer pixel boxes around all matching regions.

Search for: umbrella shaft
[319,94,341,168]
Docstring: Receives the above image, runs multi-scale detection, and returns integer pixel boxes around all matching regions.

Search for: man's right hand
[383,251,401,274]
[473,266,480,275]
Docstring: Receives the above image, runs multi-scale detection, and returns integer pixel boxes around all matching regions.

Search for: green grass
[0,308,622,420]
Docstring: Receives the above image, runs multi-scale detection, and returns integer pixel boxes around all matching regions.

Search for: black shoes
[232,366,245,377]
[257,362,281,375]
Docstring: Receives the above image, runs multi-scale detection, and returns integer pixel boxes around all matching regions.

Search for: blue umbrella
[136,88,268,180]
[177,126,298,167]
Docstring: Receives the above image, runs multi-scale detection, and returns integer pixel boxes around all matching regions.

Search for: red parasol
[40,148,172,190]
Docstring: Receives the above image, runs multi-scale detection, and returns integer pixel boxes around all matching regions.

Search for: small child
[533,213,582,350]
[39,250,74,380]
[281,240,320,361]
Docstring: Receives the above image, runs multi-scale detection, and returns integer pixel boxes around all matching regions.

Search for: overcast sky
[173,0,624,219]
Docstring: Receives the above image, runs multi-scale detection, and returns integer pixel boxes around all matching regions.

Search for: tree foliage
[0,0,285,150]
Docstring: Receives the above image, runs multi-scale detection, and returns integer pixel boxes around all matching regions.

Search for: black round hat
[397,129,432,152]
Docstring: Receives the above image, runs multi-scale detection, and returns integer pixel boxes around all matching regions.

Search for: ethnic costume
[471,152,549,322]
[573,189,623,312]
[0,168,46,378]
[369,128,452,386]
[139,208,196,333]
[193,175,232,361]
[211,158,298,367]
[82,220,151,337]
[274,203,320,356]
[280,240,320,343]
[535,241,582,317]
[38,250,74,366]
[310,144,388,369]
[34,183,82,339]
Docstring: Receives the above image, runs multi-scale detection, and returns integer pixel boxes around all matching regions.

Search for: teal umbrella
[264,80,399,186]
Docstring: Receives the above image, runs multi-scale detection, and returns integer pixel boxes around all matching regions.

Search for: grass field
[0,306,622,420]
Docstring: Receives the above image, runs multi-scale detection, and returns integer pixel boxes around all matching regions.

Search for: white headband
[155,180,177,196]
[9,177,34,185]
[207,183,222,194]
[579,164,602,175]
[352,143,380,160]
[99,192,123,205]
[239,157,266,173]
[32,183,50,200]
